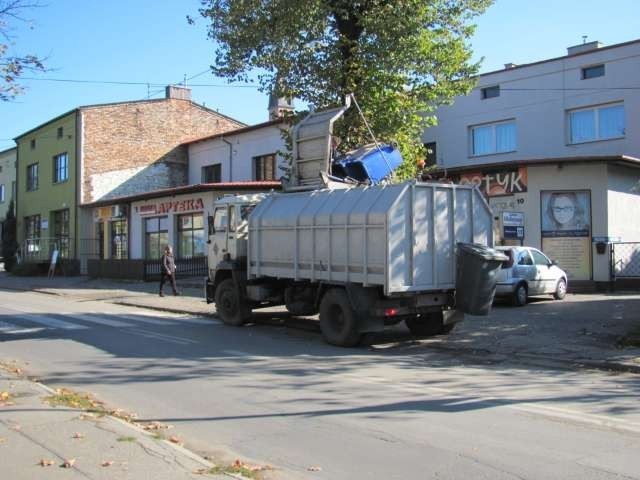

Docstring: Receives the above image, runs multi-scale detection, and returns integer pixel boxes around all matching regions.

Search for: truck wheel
[214,279,251,326]
[405,311,447,337]
[512,283,528,307]
[319,288,362,347]
[284,286,318,316]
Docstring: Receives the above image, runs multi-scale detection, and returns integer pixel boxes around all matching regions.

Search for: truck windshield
[241,204,256,220]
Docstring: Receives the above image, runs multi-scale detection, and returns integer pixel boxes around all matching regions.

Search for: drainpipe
[221,137,233,182]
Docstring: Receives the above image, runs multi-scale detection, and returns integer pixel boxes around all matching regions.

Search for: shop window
[53,153,69,183]
[52,209,70,258]
[202,164,221,183]
[177,213,205,258]
[24,214,41,254]
[145,216,168,260]
[26,163,39,191]
[254,153,276,180]
[568,103,624,144]
[470,120,516,156]
[110,218,128,260]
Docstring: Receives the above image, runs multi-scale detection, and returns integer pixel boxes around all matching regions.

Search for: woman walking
[159,245,179,296]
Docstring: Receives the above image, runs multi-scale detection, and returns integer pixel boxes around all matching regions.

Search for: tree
[193,0,492,179]
[1,199,18,271]
[1,0,45,101]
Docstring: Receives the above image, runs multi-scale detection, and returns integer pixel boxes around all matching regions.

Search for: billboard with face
[541,190,592,280]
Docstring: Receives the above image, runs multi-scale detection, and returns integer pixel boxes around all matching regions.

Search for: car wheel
[512,283,528,307]
[553,278,567,300]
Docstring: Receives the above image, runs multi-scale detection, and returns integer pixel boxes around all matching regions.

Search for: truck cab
[205,193,266,304]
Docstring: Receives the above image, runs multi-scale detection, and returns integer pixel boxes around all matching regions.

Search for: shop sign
[502,211,524,227]
[592,236,621,243]
[459,167,527,197]
[136,197,205,216]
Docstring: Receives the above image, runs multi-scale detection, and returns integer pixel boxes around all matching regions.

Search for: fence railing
[611,242,640,279]
[19,237,101,263]
[143,256,208,281]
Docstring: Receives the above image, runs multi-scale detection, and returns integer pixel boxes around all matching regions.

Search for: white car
[494,246,568,306]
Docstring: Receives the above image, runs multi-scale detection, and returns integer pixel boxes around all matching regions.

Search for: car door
[530,248,555,293]
[513,249,537,292]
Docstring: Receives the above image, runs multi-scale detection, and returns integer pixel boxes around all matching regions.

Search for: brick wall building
[14,86,244,270]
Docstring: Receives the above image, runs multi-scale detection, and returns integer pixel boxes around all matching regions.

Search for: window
[30,139,36,150]
[471,120,516,156]
[569,103,624,144]
[530,249,550,266]
[24,214,41,254]
[481,85,500,99]
[254,153,276,180]
[212,207,227,233]
[26,163,39,191]
[0,184,4,203]
[424,142,437,166]
[202,164,221,183]
[177,213,205,258]
[57,127,64,139]
[517,250,533,266]
[145,216,168,260]
[110,219,128,260]
[52,209,70,258]
[582,64,604,80]
[53,153,69,183]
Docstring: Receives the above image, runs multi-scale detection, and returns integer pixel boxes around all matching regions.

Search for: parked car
[494,246,568,306]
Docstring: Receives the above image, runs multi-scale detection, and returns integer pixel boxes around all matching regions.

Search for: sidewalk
[0,369,228,479]
[0,272,639,374]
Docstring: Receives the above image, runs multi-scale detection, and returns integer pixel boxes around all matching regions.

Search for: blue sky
[1,0,639,151]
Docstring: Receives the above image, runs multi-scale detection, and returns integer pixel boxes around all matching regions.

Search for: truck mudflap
[443,309,464,325]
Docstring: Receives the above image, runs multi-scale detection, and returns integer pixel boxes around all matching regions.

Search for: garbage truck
[204,99,504,346]
[205,180,503,346]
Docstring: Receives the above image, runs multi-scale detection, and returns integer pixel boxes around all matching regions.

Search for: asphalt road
[1,288,639,480]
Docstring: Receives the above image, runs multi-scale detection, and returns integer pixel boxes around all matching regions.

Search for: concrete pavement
[0,368,229,479]
[0,272,639,373]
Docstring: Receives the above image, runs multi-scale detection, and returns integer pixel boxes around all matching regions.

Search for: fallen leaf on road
[307,466,322,472]
[39,459,55,467]
[10,424,20,431]
[0,391,10,401]
[62,458,76,468]
[193,467,209,475]
[140,421,172,431]
[0,437,6,443]
[168,436,182,444]
[72,432,85,439]
[101,460,114,467]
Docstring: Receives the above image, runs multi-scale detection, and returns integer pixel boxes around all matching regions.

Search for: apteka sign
[136,198,205,216]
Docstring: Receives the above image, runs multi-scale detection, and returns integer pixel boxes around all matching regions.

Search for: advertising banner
[541,190,591,280]
[459,167,527,197]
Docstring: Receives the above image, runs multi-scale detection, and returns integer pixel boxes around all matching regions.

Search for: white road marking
[0,320,46,335]
[128,328,197,345]
[61,313,133,328]
[17,315,88,330]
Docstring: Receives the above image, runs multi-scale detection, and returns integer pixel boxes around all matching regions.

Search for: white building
[423,39,640,285]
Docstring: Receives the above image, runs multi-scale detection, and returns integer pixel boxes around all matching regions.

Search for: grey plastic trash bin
[455,243,509,316]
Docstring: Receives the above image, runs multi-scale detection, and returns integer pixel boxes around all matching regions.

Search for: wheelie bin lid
[457,243,509,262]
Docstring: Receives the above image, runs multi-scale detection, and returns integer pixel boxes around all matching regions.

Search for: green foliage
[1,199,17,271]
[194,0,492,180]
[1,1,46,101]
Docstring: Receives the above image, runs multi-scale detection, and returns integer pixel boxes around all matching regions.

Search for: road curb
[0,368,251,480]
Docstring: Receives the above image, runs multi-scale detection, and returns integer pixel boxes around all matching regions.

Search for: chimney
[567,41,603,56]
[165,85,192,100]
[504,62,517,69]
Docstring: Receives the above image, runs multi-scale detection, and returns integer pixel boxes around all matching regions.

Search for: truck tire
[214,279,251,326]
[405,311,447,337]
[319,288,362,347]
[284,286,318,316]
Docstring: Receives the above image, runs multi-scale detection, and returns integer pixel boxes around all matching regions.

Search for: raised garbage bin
[455,243,509,316]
